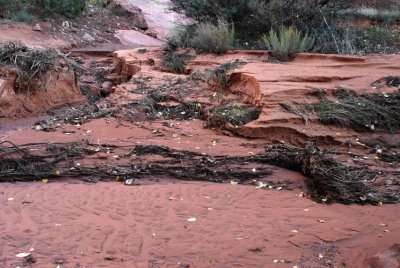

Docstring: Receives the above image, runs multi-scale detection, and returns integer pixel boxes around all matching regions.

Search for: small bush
[190,20,235,54]
[160,51,194,74]
[262,26,314,61]
[360,26,399,53]
[0,0,85,20]
[12,10,33,23]
[88,0,108,7]
[165,24,197,52]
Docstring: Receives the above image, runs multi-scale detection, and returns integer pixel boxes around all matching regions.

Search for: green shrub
[262,26,314,61]
[190,19,235,54]
[88,0,108,7]
[0,0,85,20]
[165,24,197,51]
[37,0,86,18]
[12,10,33,23]
[170,0,262,38]
[170,0,349,47]
[360,26,399,53]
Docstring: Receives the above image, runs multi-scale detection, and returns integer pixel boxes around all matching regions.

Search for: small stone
[187,217,197,222]
[385,179,393,185]
[34,125,43,131]
[32,23,42,31]
[82,33,95,42]
[62,21,70,28]
[125,179,134,185]
[101,81,114,95]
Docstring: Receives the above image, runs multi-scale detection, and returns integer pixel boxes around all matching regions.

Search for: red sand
[1,37,400,268]
[1,181,399,268]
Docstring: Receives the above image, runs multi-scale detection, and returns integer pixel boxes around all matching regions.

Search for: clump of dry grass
[282,88,400,133]
[190,19,235,54]
[312,88,400,132]
[208,104,260,127]
[206,60,246,89]
[160,51,194,74]
[0,43,58,91]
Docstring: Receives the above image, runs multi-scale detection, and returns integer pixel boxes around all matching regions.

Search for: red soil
[1,181,399,268]
[1,48,399,267]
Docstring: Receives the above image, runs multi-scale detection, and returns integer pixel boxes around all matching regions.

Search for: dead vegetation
[0,43,81,93]
[282,87,400,132]
[160,51,194,74]
[207,104,261,128]
[372,76,400,88]
[1,140,398,205]
[206,60,246,89]
[0,43,59,91]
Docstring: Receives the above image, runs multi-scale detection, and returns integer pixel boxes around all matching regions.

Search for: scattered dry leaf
[16,252,31,258]
[125,179,134,185]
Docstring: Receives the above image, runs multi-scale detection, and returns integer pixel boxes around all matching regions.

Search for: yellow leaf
[115,176,121,181]
[378,201,383,206]
[42,179,48,183]
[187,217,197,222]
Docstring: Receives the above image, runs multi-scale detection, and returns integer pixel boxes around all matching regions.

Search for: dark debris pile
[1,141,398,205]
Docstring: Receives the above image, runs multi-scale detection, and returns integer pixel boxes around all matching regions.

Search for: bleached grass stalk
[341,6,400,21]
